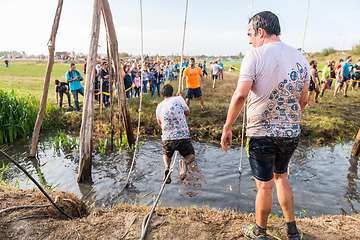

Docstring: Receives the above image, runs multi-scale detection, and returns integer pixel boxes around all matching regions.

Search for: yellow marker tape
[95,83,135,96]
[224,64,240,71]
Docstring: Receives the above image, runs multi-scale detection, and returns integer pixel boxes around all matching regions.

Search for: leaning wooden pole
[77,0,101,183]
[29,0,64,158]
[351,129,360,156]
[106,38,115,150]
[101,0,135,147]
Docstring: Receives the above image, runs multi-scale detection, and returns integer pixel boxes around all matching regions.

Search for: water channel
[1,131,359,218]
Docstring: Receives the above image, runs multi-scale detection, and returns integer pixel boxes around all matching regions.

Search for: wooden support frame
[29,0,64,158]
[101,0,135,147]
[77,0,101,183]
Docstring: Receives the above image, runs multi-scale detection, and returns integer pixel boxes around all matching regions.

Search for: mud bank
[1,185,359,239]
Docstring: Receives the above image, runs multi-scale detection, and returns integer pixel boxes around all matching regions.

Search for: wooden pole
[351,129,360,156]
[29,0,63,158]
[77,0,101,183]
[101,0,135,147]
[106,38,114,150]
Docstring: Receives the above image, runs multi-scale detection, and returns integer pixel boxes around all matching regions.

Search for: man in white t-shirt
[156,84,195,184]
[211,61,221,89]
[221,11,309,240]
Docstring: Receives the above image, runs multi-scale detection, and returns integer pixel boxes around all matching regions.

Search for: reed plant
[49,130,79,150]
[0,89,38,144]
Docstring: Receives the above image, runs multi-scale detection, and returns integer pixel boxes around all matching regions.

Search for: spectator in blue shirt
[66,63,84,113]
[334,55,352,97]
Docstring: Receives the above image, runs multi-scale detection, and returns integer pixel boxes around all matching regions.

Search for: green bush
[320,47,336,57]
[0,89,38,144]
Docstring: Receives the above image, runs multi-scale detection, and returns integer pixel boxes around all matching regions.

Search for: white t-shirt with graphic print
[156,96,190,140]
[239,42,310,138]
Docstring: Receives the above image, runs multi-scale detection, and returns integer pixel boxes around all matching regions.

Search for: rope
[178,0,189,93]
[117,0,145,194]
[140,151,178,240]
[240,0,253,173]
[239,103,246,173]
[0,150,73,219]
[140,2,189,239]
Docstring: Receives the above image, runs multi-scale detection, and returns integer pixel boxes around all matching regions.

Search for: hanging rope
[118,0,145,193]
[141,1,189,239]
[178,0,189,93]
[239,0,253,173]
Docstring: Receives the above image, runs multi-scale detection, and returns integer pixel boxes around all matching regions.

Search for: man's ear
[258,28,265,38]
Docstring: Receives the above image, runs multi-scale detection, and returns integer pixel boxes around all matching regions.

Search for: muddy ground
[1,185,359,239]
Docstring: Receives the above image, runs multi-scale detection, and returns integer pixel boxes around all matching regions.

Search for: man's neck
[263,35,281,45]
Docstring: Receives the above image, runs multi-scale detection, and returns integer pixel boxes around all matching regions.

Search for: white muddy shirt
[211,64,221,75]
[239,42,310,138]
[156,96,190,140]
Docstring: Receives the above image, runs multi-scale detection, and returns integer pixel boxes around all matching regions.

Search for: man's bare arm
[221,81,253,152]
[299,83,309,112]
[182,75,186,91]
[200,73,206,89]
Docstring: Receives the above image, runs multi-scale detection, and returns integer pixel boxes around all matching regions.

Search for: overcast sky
[1,0,359,56]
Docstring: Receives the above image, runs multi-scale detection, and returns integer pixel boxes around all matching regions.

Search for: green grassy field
[0,61,81,104]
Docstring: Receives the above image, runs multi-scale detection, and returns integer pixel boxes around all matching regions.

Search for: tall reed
[0,89,38,144]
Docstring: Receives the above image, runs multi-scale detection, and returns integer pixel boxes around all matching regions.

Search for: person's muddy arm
[221,81,252,152]
[157,120,162,128]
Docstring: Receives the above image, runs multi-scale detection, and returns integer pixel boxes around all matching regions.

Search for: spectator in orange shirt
[182,58,207,113]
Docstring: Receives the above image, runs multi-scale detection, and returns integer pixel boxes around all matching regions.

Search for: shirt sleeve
[304,62,311,84]
[238,50,257,82]
[66,72,71,80]
[156,104,161,120]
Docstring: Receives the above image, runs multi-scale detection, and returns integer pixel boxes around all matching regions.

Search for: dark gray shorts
[247,136,300,182]
[162,139,195,158]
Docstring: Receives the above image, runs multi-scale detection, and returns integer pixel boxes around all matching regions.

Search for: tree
[349,42,360,56]
[238,52,244,59]
[320,47,336,57]
[119,52,130,57]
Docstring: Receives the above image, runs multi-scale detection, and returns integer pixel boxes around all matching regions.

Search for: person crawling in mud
[156,84,195,184]
[221,11,310,240]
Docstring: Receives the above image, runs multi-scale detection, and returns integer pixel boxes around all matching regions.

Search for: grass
[1,60,360,143]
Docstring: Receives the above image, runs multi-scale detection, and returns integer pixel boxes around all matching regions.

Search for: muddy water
[1,131,359,217]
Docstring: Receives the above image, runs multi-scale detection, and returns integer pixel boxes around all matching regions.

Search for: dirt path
[1,185,359,239]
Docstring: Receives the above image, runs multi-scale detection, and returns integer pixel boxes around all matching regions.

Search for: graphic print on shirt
[162,102,189,140]
[261,62,308,138]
